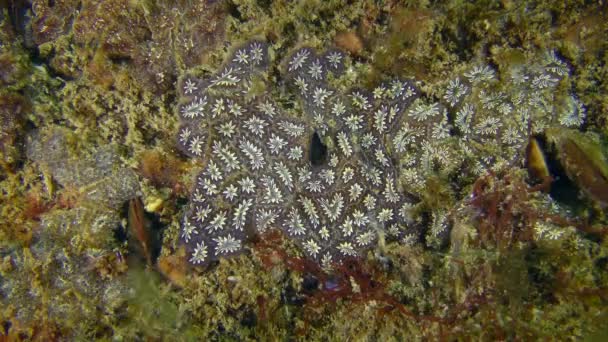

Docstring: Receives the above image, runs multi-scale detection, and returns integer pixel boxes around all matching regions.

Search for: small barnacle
[218,120,237,137]
[204,160,223,181]
[227,99,245,116]
[408,100,440,121]
[223,184,239,201]
[294,76,309,95]
[256,209,279,233]
[189,241,208,264]
[307,180,324,193]
[331,99,347,117]
[531,73,558,89]
[238,176,256,193]
[326,51,343,69]
[287,146,304,160]
[337,241,357,257]
[320,193,344,223]
[360,133,376,148]
[261,176,283,204]
[356,231,376,247]
[377,208,394,224]
[312,87,333,108]
[455,103,474,135]
[180,95,207,119]
[337,132,353,157]
[308,59,324,80]
[475,116,502,136]
[183,78,198,94]
[207,211,228,232]
[543,50,569,77]
[352,210,369,227]
[244,115,268,136]
[211,67,242,87]
[211,97,226,118]
[373,106,388,134]
[300,196,320,227]
[239,139,265,170]
[348,183,363,201]
[443,78,468,107]
[285,208,307,236]
[279,120,306,137]
[213,234,241,255]
[303,239,321,258]
[274,161,294,189]
[193,205,212,223]
[288,49,311,72]
[344,114,363,131]
[212,141,240,172]
[363,194,376,210]
[373,85,386,99]
[233,49,249,65]
[178,126,192,144]
[349,91,370,110]
[268,134,288,154]
[188,135,205,156]
[257,100,277,117]
[558,95,586,127]
[464,65,495,84]
[181,218,198,243]
[233,199,253,230]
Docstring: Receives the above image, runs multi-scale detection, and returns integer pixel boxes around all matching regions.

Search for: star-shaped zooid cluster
[176,41,421,269]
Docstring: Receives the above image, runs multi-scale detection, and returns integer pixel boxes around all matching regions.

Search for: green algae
[0,0,607,340]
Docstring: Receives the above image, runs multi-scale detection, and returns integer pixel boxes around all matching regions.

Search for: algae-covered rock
[31,0,228,93]
[26,126,140,208]
[0,13,32,173]
[0,94,28,172]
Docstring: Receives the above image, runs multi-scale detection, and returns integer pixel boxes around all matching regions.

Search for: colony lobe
[176,40,583,269]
